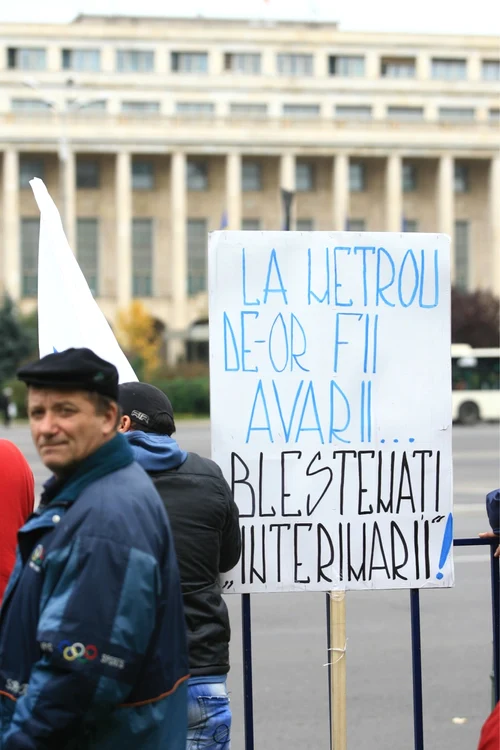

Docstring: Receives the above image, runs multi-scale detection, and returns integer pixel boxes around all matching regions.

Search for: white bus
[451,344,500,425]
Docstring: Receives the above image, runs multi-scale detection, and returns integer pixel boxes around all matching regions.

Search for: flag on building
[31,178,137,383]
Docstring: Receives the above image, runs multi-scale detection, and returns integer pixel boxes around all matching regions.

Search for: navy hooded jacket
[0,433,189,750]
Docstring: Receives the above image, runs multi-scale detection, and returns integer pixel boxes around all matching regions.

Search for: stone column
[416,53,429,80]
[47,45,60,73]
[169,151,187,364]
[385,153,403,232]
[101,45,115,73]
[365,52,379,79]
[226,152,242,229]
[468,54,481,82]
[333,153,349,231]
[2,149,20,300]
[489,155,500,297]
[115,151,132,309]
[437,155,455,281]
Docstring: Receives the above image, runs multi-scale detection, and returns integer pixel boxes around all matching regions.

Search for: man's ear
[118,414,132,433]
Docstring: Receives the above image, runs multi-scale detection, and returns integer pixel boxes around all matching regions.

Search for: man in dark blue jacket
[0,348,189,750]
[118,381,241,750]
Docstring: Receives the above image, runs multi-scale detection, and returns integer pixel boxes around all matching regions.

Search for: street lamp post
[23,78,106,234]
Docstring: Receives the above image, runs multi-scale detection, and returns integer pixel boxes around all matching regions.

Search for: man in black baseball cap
[0,348,189,749]
[118,381,241,747]
[118,381,175,439]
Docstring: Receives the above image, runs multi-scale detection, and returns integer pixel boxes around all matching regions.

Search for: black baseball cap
[118,382,174,433]
[17,348,119,400]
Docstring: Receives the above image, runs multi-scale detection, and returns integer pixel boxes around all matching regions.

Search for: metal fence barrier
[240,537,499,750]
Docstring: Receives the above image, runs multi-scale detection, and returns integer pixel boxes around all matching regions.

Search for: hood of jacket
[125,430,188,472]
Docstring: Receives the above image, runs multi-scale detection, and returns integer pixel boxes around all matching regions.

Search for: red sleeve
[0,440,35,603]
[478,702,500,750]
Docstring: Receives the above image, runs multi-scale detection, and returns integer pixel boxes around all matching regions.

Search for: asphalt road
[2,421,499,750]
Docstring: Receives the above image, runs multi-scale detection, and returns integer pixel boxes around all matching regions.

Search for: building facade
[0,15,498,361]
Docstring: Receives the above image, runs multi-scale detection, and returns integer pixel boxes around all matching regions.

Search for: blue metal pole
[326,593,332,747]
[489,544,500,704]
[410,589,425,750]
[241,594,255,750]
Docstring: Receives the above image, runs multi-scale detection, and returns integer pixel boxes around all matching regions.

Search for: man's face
[28,388,118,476]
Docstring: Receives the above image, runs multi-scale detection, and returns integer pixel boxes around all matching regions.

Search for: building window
[20,218,39,297]
[277,54,313,76]
[296,163,315,192]
[132,218,153,297]
[176,102,214,117]
[329,55,365,77]
[403,164,418,192]
[187,219,207,295]
[296,219,314,231]
[431,58,467,80]
[230,103,268,118]
[224,53,261,74]
[403,219,419,233]
[454,163,469,193]
[19,157,44,188]
[387,106,424,121]
[490,109,500,123]
[242,219,261,230]
[335,105,372,120]
[62,49,100,72]
[77,218,99,296]
[381,57,416,78]
[171,52,208,73]
[116,50,154,73]
[76,159,99,189]
[186,321,209,363]
[482,60,500,81]
[439,107,475,122]
[8,47,46,70]
[454,220,469,290]
[132,159,154,190]
[347,218,366,231]
[121,101,160,114]
[242,162,262,192]
[12,99,52,113]
[187,161,208,191]
[349,163,365,192]
[283,104,320,118]
[68,99,107,114]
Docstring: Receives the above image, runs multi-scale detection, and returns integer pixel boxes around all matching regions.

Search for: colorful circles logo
[31,545,45,565]
[58,641,98,662]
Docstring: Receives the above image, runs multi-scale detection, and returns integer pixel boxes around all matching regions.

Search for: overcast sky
[1,0,499,35]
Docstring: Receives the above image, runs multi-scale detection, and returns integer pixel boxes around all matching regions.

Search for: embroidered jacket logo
[29,544,45,573]
[58,641,99,662]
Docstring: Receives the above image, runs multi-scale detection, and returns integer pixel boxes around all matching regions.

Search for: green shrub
[152,376,210,416]
[4,375,211,420]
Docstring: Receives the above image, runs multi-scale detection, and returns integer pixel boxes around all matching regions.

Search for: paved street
[2,421,499,749]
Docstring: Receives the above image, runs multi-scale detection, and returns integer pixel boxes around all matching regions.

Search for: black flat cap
[17,348,119,400]
[118,382,174,433]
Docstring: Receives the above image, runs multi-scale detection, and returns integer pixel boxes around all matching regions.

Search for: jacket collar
[39,433,134,508]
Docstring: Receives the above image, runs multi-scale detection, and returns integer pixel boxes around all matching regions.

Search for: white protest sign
[209,231,453,593]
[31,178,137,383]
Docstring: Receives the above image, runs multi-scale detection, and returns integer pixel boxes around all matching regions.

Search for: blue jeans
[186,676,231,749]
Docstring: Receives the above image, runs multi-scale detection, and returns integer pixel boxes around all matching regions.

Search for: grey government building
[0,14,498,361]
